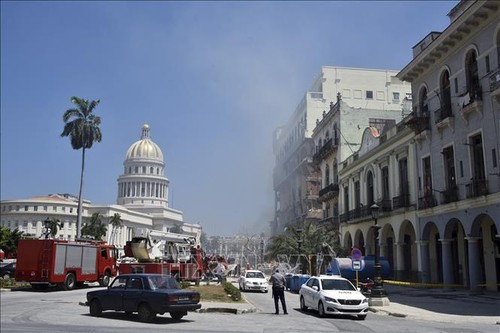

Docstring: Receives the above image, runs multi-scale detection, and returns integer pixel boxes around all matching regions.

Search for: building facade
[0,124,201,253]
[273,66,411,235]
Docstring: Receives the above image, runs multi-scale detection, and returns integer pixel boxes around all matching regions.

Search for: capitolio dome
[125,124,164,161]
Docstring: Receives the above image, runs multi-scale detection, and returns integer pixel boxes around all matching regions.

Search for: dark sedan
[86,274,201,322]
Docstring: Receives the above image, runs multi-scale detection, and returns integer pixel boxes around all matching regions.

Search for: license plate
[178,296,190,301]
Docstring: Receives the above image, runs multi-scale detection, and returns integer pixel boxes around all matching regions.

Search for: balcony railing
[313,138,338,163]
[490,68,500,92]
[440,186,459,204]
[434,104,453,124]
[392,194,410,209]
[418,195,437,209]
[319,182,339,198]
[465,179,488,198]
[379,199,392,212]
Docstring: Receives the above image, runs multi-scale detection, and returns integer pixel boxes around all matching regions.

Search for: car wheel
[357,314,367,320]
[170,311,186,320]
[300,296,308,311]
[63,272,76,290]
[318,301,325,318]
[89,299,102,317]
[99,271,111,287]
[138,303,155,323]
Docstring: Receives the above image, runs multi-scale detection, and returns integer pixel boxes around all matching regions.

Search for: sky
[0,0,457,237]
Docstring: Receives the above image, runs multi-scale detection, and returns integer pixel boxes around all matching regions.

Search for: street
[1,283,499,333]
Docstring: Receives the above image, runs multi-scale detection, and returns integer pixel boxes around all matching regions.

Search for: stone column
[417,241,430,283]
[395,242,405,280]
[439,239,454,287]
[465,237,482,291]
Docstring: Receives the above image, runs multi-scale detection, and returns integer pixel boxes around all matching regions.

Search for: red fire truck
[15,238,118,290]
[119,229,205,282]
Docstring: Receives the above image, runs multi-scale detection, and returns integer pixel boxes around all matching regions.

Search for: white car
[238,270,269,292]
[299,275,369,320]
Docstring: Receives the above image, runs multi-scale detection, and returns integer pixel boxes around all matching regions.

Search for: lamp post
[296,227,304,274]
[370,204,389,305]
[43,217,51,239]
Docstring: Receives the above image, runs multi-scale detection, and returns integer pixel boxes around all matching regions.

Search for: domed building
[0,124,201,253]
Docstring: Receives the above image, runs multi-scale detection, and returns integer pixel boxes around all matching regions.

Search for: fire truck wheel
[99,271,111,286]
[170,312,186,320]
[89,299,102,317]
[138,303,155,323]
[63,273,76,290]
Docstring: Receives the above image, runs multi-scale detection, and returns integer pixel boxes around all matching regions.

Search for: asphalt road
[1,285,499,333]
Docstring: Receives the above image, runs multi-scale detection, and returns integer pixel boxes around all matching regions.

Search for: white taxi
[238,270,269,293]
[299,275,368,320]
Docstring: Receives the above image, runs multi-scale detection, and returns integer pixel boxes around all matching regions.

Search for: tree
[109,213,123,244]
[265,221,345,274]
[61,96,103,238]
[0,227,25,258]
[49,218,62,238]
[81,212,107,240]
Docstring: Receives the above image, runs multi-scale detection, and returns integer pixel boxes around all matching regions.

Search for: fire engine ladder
[40,241,51,278]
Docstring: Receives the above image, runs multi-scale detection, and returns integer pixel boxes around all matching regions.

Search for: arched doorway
[443,218,466,285]
[343,231,353,250]
[354,229,366,255]
[398,221,417,281]
[381,224,395,279]
[422,222,442,284]
[470,214,499,291]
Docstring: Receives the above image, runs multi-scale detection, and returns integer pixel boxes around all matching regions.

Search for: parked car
[299,275,369,320]
[86,274,201,322]
[0,261,16,279]
[238,270,269,292]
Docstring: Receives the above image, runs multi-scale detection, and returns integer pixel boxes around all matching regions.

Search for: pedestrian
[269,268,287,315]
[216,261,225,284]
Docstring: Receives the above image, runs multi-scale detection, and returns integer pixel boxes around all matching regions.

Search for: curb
[198,307,257,314]
[369,307,407,318]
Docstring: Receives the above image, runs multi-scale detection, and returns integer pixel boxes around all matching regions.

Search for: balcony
[392,194,410,209]
[418,195,437,209]
[313,138,338,164]
[318,182,339,202]
[459,84,483,125]
[379,199,392,212]
[440,186,459,204]
[434,105,454,131]
[465,179,488,198]
[490,69,500,103]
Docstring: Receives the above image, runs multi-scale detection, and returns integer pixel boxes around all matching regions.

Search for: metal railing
[465,179,488,198]
[490,68,500,92]
[440,186,459,204]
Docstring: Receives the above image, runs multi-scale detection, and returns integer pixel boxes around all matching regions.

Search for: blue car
[86,274,201,322]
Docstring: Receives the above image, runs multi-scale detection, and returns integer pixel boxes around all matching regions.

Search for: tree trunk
[76,147,86,239]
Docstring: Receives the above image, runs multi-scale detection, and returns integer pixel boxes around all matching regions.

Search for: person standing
[269,269,288,315]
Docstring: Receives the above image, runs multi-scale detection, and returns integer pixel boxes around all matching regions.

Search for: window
[439,70,452,119]
[354,181,360,209]
[325,164,330,186]
[486,55,490,73]
[142,166,146,173]
[398,157,409,206]
[2,206,5,212]
[343,186,349,213]
[422,157,432,195]
[62,207,66,212]
[442,146,457,199]
[135,166,138,173]
[366,172,374,206]
[53,206,57,212]
[470,134,485,180]
[16,206,20,211]
[150,167,154,174]
[393,92,400,101]
[366,91,373,99]
[24,206,28,211]
[465,50,480,101]
[492,149,497,168]
[70,208,73,213]
[60,222,64,228]
[43,206,47,211]
[382,167,390,200]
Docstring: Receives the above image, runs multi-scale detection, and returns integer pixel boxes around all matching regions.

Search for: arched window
[366,171,374,206]
[465,50,480,102]
[439,70,452,119]
[325,164,330,186]
[419,87,428,115]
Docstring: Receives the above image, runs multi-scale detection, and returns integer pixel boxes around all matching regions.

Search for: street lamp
[43,217,51,239]
[296,228,304,274]
[370,204,389,305]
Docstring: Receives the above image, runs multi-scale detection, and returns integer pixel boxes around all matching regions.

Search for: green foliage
[109,213,123,229]
[49,218,62,238]
[179,280,191,289]
[0,226,24,257]
[81,213,107,240]
[222,281,241,301]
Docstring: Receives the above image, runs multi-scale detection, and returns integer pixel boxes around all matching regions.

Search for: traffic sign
[351,247,362,260]
[352,260,362,271]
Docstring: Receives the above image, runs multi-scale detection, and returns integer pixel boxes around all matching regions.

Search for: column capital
[464,236,481,242]
[438,238,454,244]
[417,240,429,246]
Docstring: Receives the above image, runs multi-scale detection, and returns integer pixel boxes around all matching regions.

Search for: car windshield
[247,272,264,279]
[321,279,356,291]
[148,275,181,290]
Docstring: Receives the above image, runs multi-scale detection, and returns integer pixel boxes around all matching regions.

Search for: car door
[122,277,144,312]
[302,278,316,308]
[311,278,322,309]
[101,276,127,311]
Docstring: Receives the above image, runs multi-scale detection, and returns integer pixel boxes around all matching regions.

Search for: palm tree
[109,213,123,245]
[0,227,25,258]
[61,96,102,239]
[81,212,107,240]
[49,218,62,238]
